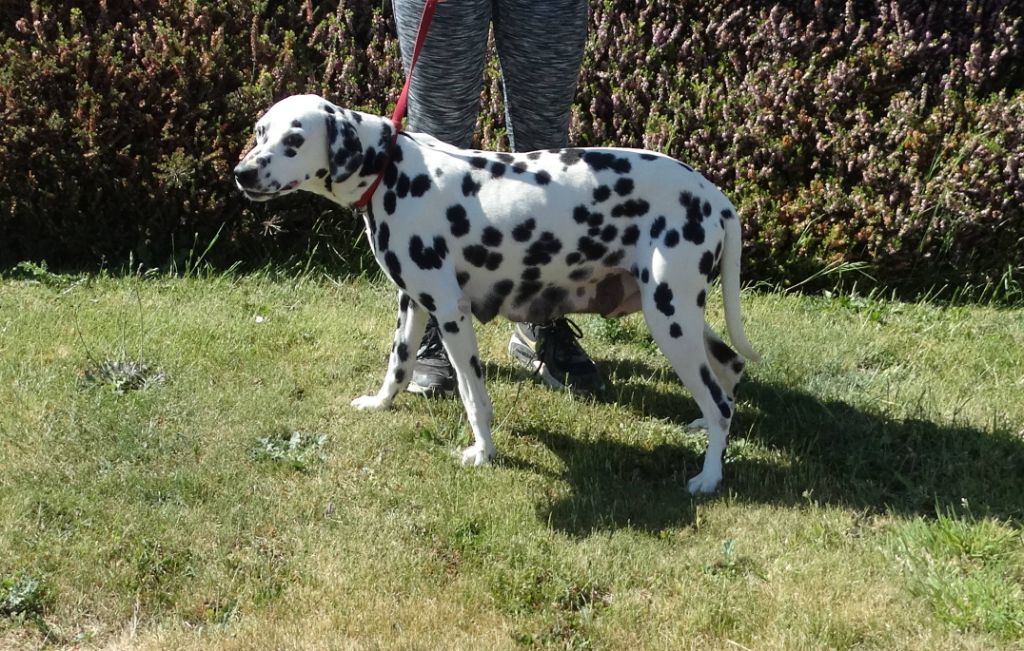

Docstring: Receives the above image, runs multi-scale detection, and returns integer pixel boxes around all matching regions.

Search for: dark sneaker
[408,319,456,396]
[508,319,605,394]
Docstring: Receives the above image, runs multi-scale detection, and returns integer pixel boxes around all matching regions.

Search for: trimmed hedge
[1,1,1022,295]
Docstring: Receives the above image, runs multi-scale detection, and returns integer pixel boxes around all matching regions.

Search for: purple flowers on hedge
[1,1,1020,296]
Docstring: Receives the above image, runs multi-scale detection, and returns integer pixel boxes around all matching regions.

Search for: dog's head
[234,94,378,203]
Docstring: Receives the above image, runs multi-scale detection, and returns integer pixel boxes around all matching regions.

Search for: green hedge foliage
[2,1,1022,295]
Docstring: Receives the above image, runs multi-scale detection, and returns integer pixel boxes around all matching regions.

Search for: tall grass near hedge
[1,1,1021,298]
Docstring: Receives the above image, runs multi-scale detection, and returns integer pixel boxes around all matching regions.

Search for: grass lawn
[1,268,1023,649]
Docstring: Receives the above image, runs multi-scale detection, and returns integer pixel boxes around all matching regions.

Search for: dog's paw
[686,418,708,431]
[687,470,722,495]
[460,443,496,467]
[350,394,391,411]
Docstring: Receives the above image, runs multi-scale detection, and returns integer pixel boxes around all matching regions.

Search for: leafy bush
[1,1,1021,297]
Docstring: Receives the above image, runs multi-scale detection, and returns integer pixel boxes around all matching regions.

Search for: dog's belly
[468,267,641,324]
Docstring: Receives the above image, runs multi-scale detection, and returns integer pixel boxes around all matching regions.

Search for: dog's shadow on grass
[489,358,1024,536]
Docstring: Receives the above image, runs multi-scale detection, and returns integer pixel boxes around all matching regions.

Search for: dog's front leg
[433,301,495,466]
[351,291,427,411]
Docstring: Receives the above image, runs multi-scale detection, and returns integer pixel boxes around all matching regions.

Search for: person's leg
[494,0,604,394]
[392,0,492,395]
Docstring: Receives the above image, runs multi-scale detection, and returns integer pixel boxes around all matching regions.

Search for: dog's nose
[234,164,259,188]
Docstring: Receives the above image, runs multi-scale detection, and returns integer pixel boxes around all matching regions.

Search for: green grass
[1,270,1022,649]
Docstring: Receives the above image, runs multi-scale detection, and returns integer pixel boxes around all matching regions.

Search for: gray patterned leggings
[392,0,589,152]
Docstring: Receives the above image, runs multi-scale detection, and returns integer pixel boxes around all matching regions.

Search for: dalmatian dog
[234,94,760,494]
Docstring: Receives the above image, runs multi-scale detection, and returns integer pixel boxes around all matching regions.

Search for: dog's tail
[720,202,761,363]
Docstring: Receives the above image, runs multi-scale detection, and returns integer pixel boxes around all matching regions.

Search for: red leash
[354,0,441,209]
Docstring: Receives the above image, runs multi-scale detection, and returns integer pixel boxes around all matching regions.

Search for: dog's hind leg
[640,266,735,494]
[687,325,747,431]
[432,298,496,466]
[352,291,428,411]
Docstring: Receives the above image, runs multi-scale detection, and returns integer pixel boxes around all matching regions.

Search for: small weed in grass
[0,575,48,620]
[80,358,167,394]
[251,430,328,470]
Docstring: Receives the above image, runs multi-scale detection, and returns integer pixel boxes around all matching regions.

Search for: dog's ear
[324,106,364,185]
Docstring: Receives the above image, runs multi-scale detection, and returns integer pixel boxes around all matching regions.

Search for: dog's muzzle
[234,161,278,201]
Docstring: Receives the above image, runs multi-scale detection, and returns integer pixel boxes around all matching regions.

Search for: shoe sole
[406,381,456,397]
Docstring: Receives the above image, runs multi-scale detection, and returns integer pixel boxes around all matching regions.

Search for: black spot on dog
[593,185,611,202]
[490,162,506,178]
[395,368,406,383]
[700,364,731,418]
[315,168,328,178]
[456,271,470,287]
[577,237,607,261]
[600,224,618,242]
[409,235,448,270]
[470,156,488,169]
[522,267,541,281]
[396,173,411,198]
[669,323,682,338]
[654,282,674,316]
[462,173,481,196]
[396,343,409,362]
[523,232,562,266]
[614,178,634,196]
[709,339,738,364]
[640,268,650,284]
[384,252,404,288]
[542,286,568,306]
[514,281,542,306]
[683,220,705,245]
[621,224,640,245]
[463,245,487,268]
[383,191,397,215]
[587,212,604,227]
[482,227,503,248]
[560,149,584,166]
[699,251,715,278]
[650,216,667,239]
[573,205,590,224]
[512,218,536,242]
[611,199,650,218]
[527,152,542,160]
[697,289,706,308]
[291,119,303,128]
[410,174,432,197]
[583,151,631,174]
[377,223,390,251]
[603,249,625,266]
[534,170,551,185]
[640,153,658,160]
[721,208,734,220]
[569,267,592,281]
[447,205,470,237]
[664,229,680,248]
[418,293,436,312]
[497,153,515,163]
[283,133,305,148]
[284,148,297,158]
[384,163,399,188]
[399,292,410,313]
[565,252,582,265]
[444,321,460,334]
[470,355,483,378]
[512,161,528,174]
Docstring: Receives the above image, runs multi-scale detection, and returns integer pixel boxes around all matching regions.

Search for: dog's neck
[317,107,397,207]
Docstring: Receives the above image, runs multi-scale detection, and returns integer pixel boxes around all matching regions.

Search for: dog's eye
[283,134,305,149]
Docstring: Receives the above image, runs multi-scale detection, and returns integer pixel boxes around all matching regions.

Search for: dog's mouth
[238,180,300,202]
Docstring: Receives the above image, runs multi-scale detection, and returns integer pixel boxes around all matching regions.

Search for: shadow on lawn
[493,358,1024,536]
